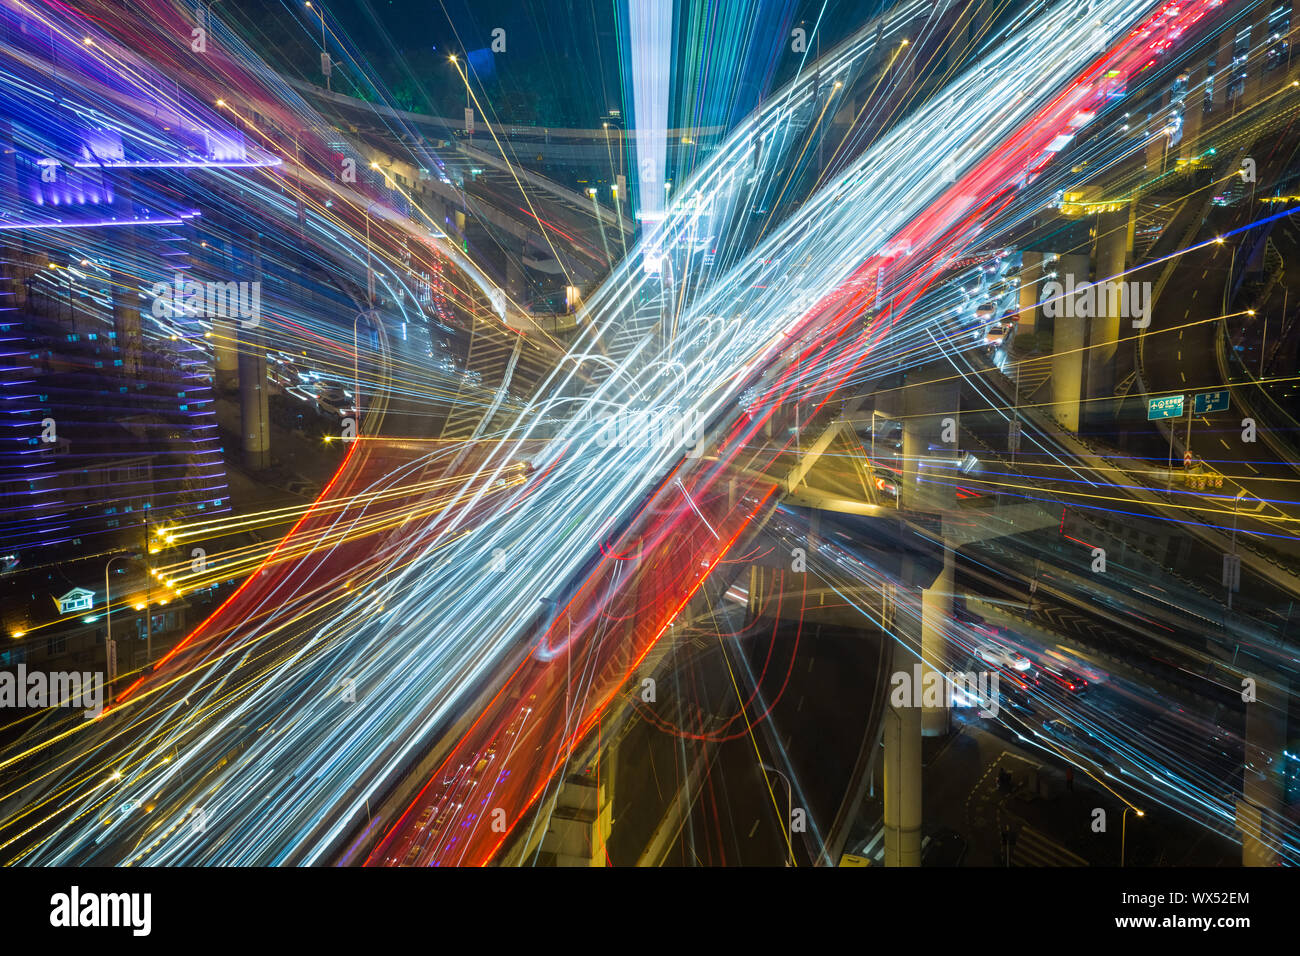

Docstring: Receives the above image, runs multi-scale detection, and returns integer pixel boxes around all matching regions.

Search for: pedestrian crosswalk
[859,820,886,863]
[855,823,934,865]
[852,818,1088,866]
[1008,823,1088,866]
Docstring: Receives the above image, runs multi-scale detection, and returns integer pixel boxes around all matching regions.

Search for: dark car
[1039,664,1088,695]
[922,826,968,867]
[1001,685,1035,716]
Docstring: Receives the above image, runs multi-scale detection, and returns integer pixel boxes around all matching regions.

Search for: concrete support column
[213,314,239,393]
[882,632,922,867]
[902,362,959,514]
[920,541,954,737]
[1144,90,1172,172]
[1050,253,1089,434]
[209,230,239,392]
[1239,672,1289,866]
[899,363,956,738]
[1088,211,1128,415]
[422,194,448,235]
[238,322,269,471]
[1179,64,1207,162]
[1213,28,1235,111]
[238,229,268,470]
[1017,250,1043,338]
[1247,19,1271,101]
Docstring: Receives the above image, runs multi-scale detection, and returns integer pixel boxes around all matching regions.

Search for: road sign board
[1223,553,1241,591]
[1147,394,1185,420]
[1193,390,1230,415]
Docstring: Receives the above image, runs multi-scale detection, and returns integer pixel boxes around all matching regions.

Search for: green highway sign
[1147,394,1185,420]
[1193,390,1230,415]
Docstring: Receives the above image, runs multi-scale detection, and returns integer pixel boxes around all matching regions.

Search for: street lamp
[360,194,381,306]
[198,0,222,34]
[104,555,151,684]
[1121,806,1145,866]
[305,2,330,90]
[352,308,376,426]
[104,555,129,684]
[1228,489,1250,610]
[760,762,795,866]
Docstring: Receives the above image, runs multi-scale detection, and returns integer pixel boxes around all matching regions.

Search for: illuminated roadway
[2,0,1273,867]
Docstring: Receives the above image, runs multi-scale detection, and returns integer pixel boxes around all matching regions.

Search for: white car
[975,642,1032,673]
[316,383,355,418]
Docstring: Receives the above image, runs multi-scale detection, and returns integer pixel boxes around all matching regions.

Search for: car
[1001,685,1035,716]
[1039,664,1089,694]
[984,322,1012,347]
[1041,718,1113,769]
[269,362,303,392]
[922,826,968,867]
[316,383,355,418]
[975,642,1033,673]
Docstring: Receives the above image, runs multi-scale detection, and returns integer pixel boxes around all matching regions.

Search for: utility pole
[142,515,152,665]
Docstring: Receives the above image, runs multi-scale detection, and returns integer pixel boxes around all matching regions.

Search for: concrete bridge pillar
[1179,64,1208,162]
[238,322,269,471]
[883,546,948,867]
[1213,27,1235,112]
[208,235,239,393]
[882,630,923,867]
[1238,671,1289,866]
[1017,250,1043,338]
[1247,18,1271,102]
[901,362,959,514]
[920,541,954,737]
[1087,210,1129,418]
[1050,253,1089,434]
[238,231,269,470]
[1144,89,1172,172]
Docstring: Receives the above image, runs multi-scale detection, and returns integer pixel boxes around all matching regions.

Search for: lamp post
[352,308,376,426]
[449,54,469,120]
[1229,489,1249,610]
[360,193,381,306]
[103,555,130,685]
[305,2,330,90]
[104,569,151,681]
[105,518,159,681]
[198,0,222,34]
[1121,806,1144,866]
[760,762,795,866]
